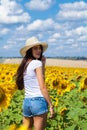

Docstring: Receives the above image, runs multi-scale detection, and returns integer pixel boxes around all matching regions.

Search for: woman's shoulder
[30,60,42,68]
[31,60,42,64]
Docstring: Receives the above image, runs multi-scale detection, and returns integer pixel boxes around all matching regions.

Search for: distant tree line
[0,56,87,60]
[47,56,87,60]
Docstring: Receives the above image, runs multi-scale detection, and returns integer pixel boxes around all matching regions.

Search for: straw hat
[20,36,48,57]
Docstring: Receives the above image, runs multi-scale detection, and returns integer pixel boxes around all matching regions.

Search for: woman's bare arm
[36,67,52,106]
[36,66,55,118]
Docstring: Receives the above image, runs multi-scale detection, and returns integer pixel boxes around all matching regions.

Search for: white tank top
[23,60,43,98]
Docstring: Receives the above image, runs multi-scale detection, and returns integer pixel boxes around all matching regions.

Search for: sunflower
[69,82,76,91]
[0,73,7,82]
[0,82,17,111]
[76,75,82,81]
[84,77,87,86]
[0,87,6,103]
[0,87,7,112]
[17,125,28,130]
[54,98,58,107]
[52,78,60,89]
[60,80,68,91]
[57,89,63,96]
[79,77,87,91]
[60,107,67,116]
[8,124,16,130]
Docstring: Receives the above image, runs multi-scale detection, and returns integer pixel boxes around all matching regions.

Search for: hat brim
[20,42,48,57]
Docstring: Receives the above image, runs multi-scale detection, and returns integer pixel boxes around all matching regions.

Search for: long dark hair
[16,45,43,90]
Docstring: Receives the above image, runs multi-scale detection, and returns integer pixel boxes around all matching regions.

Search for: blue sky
[0,0,87,57]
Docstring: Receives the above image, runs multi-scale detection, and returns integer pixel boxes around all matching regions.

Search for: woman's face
[32,45,42,59]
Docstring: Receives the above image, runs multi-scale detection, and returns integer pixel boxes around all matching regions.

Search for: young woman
[16,37,54,130]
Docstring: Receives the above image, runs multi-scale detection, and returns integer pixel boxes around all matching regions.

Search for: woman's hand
[49,105,55,119]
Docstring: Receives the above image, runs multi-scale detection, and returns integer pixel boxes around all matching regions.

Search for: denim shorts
[22,97,48,117]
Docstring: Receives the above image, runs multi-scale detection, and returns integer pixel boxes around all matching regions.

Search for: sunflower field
[0,64,87,130]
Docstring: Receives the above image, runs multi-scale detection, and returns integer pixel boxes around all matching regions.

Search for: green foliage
[46,79,87,130]
[0,90,24,130]
[0,86,87,130]
[56,88,87,130]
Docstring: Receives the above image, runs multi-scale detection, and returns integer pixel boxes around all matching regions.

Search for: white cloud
[65,26,87,37]
[3,44,13,49]
[25,0,54,10]
[65,30,72,37]
[57,1,87,20]
[66,39,74,44]
[0,0,31,23]
[48,38,57,43]
[47,33,61,44]
[1,0,23,14]
[60,1,87,11]
[27,18,54,31]
[1,13,30,24]
[78,35,87,42]
[16,25,25,31]
[71,43,78,47]
[0,28,9,35]
[3,38,18,50]
[1,1,87,57]
[58,10,87,20]
[52,33,61,39]
[75,26,87,35]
